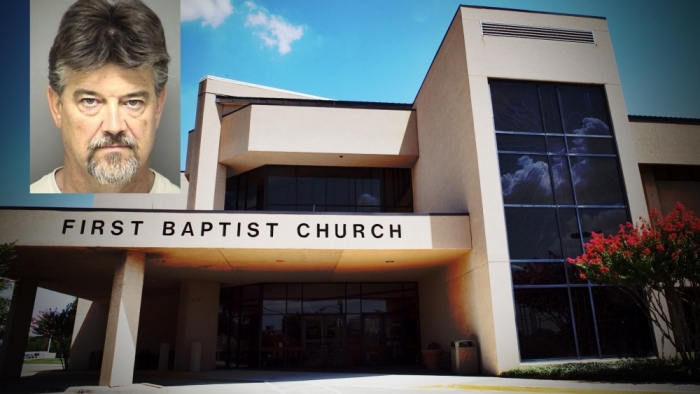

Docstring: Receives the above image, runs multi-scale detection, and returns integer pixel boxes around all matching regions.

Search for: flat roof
[460,4,606,20]
[628,115,700,125]
[216,95,413,113]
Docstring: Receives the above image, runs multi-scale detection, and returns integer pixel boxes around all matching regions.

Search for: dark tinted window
[491,80,543,133]
[492,80,654,361]
[225,166,413,213]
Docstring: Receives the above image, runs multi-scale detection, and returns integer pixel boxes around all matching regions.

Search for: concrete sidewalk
[21,363,66,376]
[56,369,699,394]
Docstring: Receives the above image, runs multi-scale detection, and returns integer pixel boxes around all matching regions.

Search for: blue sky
[180,0,699,172]
[1,0,699,209]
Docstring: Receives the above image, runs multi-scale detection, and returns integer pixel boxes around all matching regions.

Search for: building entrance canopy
[1,209,469,250]
[0,208,470,300]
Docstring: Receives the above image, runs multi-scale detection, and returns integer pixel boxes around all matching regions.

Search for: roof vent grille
[481,22,595,44]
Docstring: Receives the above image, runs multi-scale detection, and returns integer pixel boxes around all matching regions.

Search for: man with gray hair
[31,0,179,193]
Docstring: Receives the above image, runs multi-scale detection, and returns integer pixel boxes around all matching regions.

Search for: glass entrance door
[363,315,405,365]
[303,315,345,367]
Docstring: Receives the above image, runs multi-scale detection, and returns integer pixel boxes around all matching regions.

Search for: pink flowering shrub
[568,202,700,364]
[31,300,76,370]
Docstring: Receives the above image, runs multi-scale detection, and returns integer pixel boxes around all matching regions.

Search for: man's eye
[126,100,143,108]
[81,98,98,107]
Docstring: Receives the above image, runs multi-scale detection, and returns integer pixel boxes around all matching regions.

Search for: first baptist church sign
[0,209,471,251]
[61,217,403,240]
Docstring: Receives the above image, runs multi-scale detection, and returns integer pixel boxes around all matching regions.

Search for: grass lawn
[501,358,700,384]
[23,358,63,365]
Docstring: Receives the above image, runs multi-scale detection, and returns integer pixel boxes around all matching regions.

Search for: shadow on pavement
[0,365,452,393]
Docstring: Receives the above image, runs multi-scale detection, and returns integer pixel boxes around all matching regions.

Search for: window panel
[263,284,286,299]
[236,174,246,210]
[578,208,629,241]
[355,176,381,206]
[346,298,361,314]
[567,137,616,155]
[261,315,284,348]
[226,165,412,213]
[557,208,582,259]
[592,287,655,357]
[304,283,345,298]
[303,299,345,314]
[546,136,566,154]
[500,154,554,205]
[514,288,577,360]
[496,134,547,153]
[550,156,574,205]
[287,300,302,314]
[224,190,238,211]
[262,300,286,315]
[246,168,265,210]
[297,176,326,205]
[558,85,612,136]
[538,84,563,134]
[490,80,543,133]
[511,262,566,285]
[505,208,562,260]
[570,156,626,206]
[570,288,598,357]
[327,177,354,206]
[267,166,296,205]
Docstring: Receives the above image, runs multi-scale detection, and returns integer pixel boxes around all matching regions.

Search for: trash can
[451,340,478,375]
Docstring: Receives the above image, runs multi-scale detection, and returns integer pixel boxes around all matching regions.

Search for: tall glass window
[225,165,413,213]
[490,80,655,360]
[217,282,420,369]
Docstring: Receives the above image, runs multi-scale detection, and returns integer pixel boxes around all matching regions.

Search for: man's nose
[101,102,124,135]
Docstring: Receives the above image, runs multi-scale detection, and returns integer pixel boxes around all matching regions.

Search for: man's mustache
[88,133,139,152]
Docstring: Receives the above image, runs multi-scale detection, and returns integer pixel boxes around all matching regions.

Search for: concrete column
[187,92,227,210]
[69,299,109,371]
[174,281,219,372]
[0,279,38,380]
[99,251,145,387]
[639,164,662,215]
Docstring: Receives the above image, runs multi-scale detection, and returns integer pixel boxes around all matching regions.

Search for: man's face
[48,64,166,185]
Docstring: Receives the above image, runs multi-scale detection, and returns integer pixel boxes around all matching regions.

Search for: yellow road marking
[413,383,679,394]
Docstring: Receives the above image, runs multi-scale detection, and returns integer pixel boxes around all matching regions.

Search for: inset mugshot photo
[30,0,180,194]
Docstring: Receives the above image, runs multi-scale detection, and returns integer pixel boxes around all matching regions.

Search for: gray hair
[49,0,170,97]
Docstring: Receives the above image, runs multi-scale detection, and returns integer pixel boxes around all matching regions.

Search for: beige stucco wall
[633,121,700,216]
[656,181,700,215]
[136,294,180,367]
[413,8,517,375]
[631,122,700,166]
[202,76,328,101]
[219,105,418,175]
[187,77,330,210]
[462,9,617,85]
[69,299,108,370]
[174,281,220,372]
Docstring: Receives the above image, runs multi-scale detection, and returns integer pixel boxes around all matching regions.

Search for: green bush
[500,358,700,383]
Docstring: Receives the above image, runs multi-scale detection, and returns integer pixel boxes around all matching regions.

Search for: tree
[568,202,700,365]
[31,299,77,369]
[0,242,17,341]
